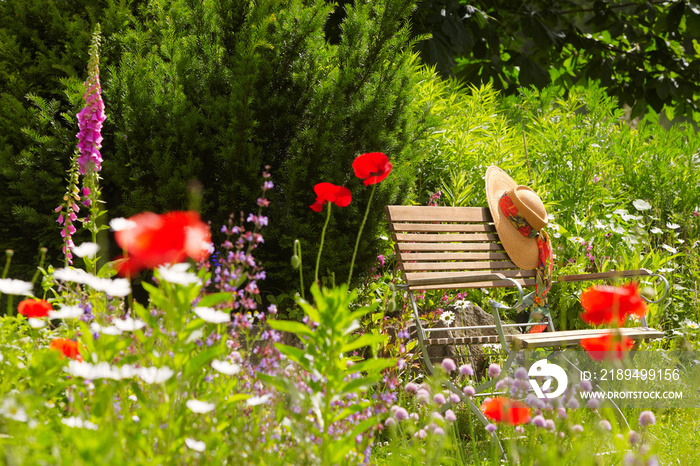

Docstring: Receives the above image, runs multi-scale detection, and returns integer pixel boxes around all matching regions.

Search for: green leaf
[267,319,314,337]
[340,333,387,353]
[183,345,225,378]
[347,358,395,375]
[197,292,235,308]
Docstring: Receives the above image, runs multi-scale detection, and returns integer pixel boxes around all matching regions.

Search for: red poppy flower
[580,282,647,326]
[581,332,635,361]
[309,182,352,212]
[114,211,211,276]
[50,338,82,361]
[18,299,53,318]
[481,397,531,425]
[352,152,393,186]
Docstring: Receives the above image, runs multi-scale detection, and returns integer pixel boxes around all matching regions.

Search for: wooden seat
[514,327,664,349]
[385,205,668,362]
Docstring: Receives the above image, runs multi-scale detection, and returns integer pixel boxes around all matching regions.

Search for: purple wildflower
[485,423,497,433]
[599,420,612,431]
[459,364,474,376]
[488,363,501,378]
[441,358,456,372]
[444,409,456,422]
[531,415,546,428]
[463,386,475,397]
[433,393,446,405]
[638,410,656,427]
[571,424,584,433]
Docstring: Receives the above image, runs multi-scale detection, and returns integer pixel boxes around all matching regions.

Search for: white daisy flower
[667,222,681,229]
[211,360,241,375]
[246,394,273,407]
[90,322,122,336]
[650,227,663,234]
[27,318,47,329]
[194,307,231,324]
[53,268,131,297]
[569,236,586,245]
[49,305,84,320]
[439,310,456,326]
[72,242,99,258]
[0,278,33,296]
[113,317,146,332]
[156,263,200,286]
[109,218,137,232]
[185,438,206,452]
[186,399,215,414]
[683,320,699,329]
[661,244,678,254]
[137,366,174,384]
[0,398,28,422]
[632,199,652,211]
[64,361,126,380]
[61,417,98,430]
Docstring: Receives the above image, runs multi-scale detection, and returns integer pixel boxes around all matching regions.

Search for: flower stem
[314,203,332,285]
[347,183,376,284]
[294,239,305,300]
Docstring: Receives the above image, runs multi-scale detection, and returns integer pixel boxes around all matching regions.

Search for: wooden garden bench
[385,205,667,370]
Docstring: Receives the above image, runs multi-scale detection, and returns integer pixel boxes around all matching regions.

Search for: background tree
[411,0,700,121]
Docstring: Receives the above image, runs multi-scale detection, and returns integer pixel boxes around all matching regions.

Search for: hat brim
[485,166,539,270]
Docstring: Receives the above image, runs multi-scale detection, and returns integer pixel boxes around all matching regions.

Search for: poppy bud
[387,299,396,313]
[291,255,300,269]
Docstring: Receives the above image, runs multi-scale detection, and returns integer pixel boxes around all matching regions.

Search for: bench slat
[393,233,500,243]
[396,242,505,252]
[405,270,536,281]
[390,223,497,233]
[386,206,492,222]
[399,252,511,261]
[514,328,664,349]
[410,278,536,290]
[402,261,518,271]
[425,334,510,346]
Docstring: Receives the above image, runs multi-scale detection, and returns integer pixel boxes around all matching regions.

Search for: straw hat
[485,166,548,270]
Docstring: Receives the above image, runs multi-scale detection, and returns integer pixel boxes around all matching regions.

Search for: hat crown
[508,185,547,231]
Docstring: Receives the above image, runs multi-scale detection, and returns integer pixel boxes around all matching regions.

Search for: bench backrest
[385,205,536,290]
